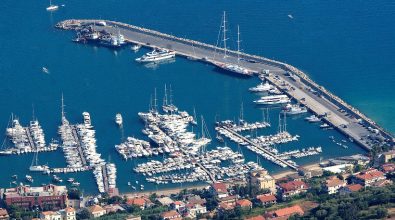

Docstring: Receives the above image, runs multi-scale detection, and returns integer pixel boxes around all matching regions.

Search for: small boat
[42,67,50,74]
[67,178,74,183]
[249,81,273,92]
[115,113,123,126]
[305,115,321,123]
[12,175,18,179]
[52,175,62,183]
[72,182,80,186]
[25,175,34,183]
[127,182,131,186]
[288,14,294,19]
[46,0,59,11]
[320,123,330,129]
[131,44,142,52]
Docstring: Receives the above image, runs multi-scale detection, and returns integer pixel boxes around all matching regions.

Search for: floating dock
[56,19,394,151]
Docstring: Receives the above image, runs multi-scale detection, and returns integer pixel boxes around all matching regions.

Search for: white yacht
[115,113,123,126]
[281,104,308,115]
[135,49,175,63]
[213,62,253,77]
[249,81,273,92]
[83,112,92,127]
[254,95,290,105]
[46,0,59,11]
[305,115,321,123]
[29,149,49,172]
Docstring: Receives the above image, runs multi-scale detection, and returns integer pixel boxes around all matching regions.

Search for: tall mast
[154,88,157,112]
[223,11,228,58]
[169,84,173,105]
[163,84,168,106]
[283,112,287,132]
[237,25,241,62]
[61,93,65,121]
[239,102,244,123]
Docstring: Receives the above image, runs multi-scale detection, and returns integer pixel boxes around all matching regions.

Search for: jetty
[56,19,394,151]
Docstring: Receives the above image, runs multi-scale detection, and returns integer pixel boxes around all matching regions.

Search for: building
[125,215,141,220]
[160,210,182,220]
[2,184,68,210]
[88,205,106,218]
[246,215,265,220]
[236,199,252,209]
[325,176,347,194]
[250,170,276,193]
[156,197,174,207]
[266,205,304,219]
[40,207,76,220]
[185,203,207,218]
[211,182,228,198]
[339,184,363,195]
[60,207,76,220]
[103,204,125,213]
[278,180,308,199]
[379,150,395,163]
[256,194,277,206]
[351,168,386,186]
[40,211,62,220]
[218,202,235,212]
[381,163,395,174]
[0,208,9,220]
[171,201,185,212]
[126,197,152,210]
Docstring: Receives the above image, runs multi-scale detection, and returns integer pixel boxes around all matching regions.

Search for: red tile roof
[279,180,308,192]
[257,194,277,203]
[245,215,265,220]
[161,210,181,219]
[219,202,234,210]
[274,205,304,217]
[326,177,345,187]
[212,182,227,193]
[0,208,9,217]
[354,169,385,181]
[126,197,150,207]
[346,184,363,192]
[173,201,184,206]
[382,163,395,173]
[236,199,252,207]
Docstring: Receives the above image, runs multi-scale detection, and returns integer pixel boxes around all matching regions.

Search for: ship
[254,95,290,105]
[213,62,254,77]
[281,104,308,115]
[115,113,123,126]
[249,81,274,92]
[136,49,176,63]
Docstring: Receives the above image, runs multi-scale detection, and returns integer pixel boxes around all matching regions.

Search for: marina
[0,1,393,196]
[55,18,393,152]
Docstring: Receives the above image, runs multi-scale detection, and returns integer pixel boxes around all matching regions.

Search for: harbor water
[0,0,394,194]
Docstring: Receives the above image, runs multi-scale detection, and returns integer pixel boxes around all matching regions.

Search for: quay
[220,125,298,170]
[56,19,394,151]
[72,125,88,166]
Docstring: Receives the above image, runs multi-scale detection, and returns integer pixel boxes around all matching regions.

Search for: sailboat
[191,108,198,125]
[212,12,253,77]
[29,149,49,172]
[46,0,59,11]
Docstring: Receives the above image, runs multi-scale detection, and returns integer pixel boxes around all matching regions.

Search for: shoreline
[272,161,326,180]
[120,183,210,198]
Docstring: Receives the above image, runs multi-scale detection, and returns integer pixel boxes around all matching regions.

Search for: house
[250,170,276,193]
[370,179,393,187]
[379,150,395,163]
[127,197,152,210]
[67,199,81,209]
[103,204,125,213]
[236,199,252,209]
[266,205,304,219]
[211,182,228,198]
[185,195,206,206]
[171,201,185,212]
[125,215,141,220]
[325,176,346,194]
[218,195,237,205]
[40,211,62,220]
[278,180,308,199]
[157,197,174,206]
[218,202,235,212]
[185,203,207,218]
[381,163,395,174]
[2,184,68,210]
[339,184,363,195]
[0,208,9,220]
[160,210,182,220]
[245,215,265,220]
[60,207,76,220]
[351,168,386,186]
[256,194,277,206]
[88,205,106,218]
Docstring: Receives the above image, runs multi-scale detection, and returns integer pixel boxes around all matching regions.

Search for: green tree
[77,208,92,220]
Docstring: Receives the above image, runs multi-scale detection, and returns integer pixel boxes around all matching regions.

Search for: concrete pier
[56,19,394,151]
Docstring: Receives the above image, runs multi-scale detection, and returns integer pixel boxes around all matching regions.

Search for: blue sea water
[0,0,394,194]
